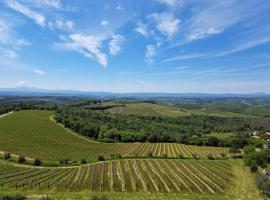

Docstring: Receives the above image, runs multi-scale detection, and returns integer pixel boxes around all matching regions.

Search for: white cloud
[100,20,109,27]
[34,68,45,75]
[162,53,209,63]
[7,0,46,27]
[116,5,124,11]
[31,0,62,9]
[16,80,27,85]
[154,0,182,7]
[145,45,156,63]
[149,12,180,39]
[55,33,108,67]
[186,1,267,41]
[3,50,18,59]
[109,35,125,56]
[50,19,74,30]
[135,21,149,37]
[215,36,270,57]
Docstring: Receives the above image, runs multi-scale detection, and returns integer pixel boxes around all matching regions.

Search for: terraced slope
[0,159,232,193]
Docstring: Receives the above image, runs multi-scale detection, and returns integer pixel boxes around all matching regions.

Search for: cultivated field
[125,143,228,158]
[106,103,189,117]
[0,159,232,193]
[0,110,228,161]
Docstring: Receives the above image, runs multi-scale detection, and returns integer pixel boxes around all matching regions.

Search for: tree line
[54,107,270,147]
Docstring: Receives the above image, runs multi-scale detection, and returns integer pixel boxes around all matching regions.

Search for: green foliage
[55,106,268,145]
[81,158,87,164]
[244,151,268,172]
[97,154,105,161]
[255,173,270,197]
[17,155,26,164]
[207,154,214,160]
[33,158,42,166]
[0,194,26,200]
[4,152,11,160]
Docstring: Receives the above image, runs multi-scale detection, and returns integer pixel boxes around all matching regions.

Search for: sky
[0,0,270,93]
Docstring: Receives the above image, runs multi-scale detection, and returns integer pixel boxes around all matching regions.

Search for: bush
[255,173,270,197]
[33,158,42,166]
[17,155,26,164]
[4,152,11,160]
[81,158,87,164]
[90,195,108,200]
[220,153,227,158]
[0,194,26,200]
[147,151,153,158]
[207,154,214,160]
[178,154,184,159]
[59,158,70,165]
[97,154,105,161]
[162,153,168,158]
[192,153,199,159]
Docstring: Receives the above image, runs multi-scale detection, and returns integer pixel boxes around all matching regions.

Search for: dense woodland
[54,107,269,147]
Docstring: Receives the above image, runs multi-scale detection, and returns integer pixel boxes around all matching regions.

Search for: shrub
[0,194,26,200]
[33,158,42,166]
[220,153,227,158]
[178,154,184,159]
[207,154,214,160]
[192,153,199,159]
[90,195,108,200]
[81,158,87,164]
[147,151,153,158]
[97,154,105,161]
[255,173,270,197]
[17,155,26,164]
[4,152,11,160]
[162,153,168,158]
[59,158,70,165]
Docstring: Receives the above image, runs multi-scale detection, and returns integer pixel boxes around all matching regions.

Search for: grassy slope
[0,110,126,161]
[119,103,190,117]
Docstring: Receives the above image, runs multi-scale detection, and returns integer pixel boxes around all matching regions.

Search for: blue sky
[0,0,270,93]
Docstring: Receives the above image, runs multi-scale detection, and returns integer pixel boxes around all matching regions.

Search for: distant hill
[0,87,269,99]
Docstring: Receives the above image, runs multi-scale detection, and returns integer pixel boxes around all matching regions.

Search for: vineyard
[0,159,232,193]
[125,143,228,158]
[0,110,228,161]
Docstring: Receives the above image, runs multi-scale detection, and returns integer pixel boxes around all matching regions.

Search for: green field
[0,110,228,162]
[0,110,128,161]
[106,102,258,118]
[106,103,190,117]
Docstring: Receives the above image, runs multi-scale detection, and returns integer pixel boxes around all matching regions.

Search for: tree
[244,151,268,172]
[18,155,26,163]
[229,147,241,158]
[33,158,42,166]
[4,152,11,160]
[97,154,105,161]
[81,158,87,164]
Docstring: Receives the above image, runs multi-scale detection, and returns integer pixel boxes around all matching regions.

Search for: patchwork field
[0,159,232,193]
[0,110,228,162]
